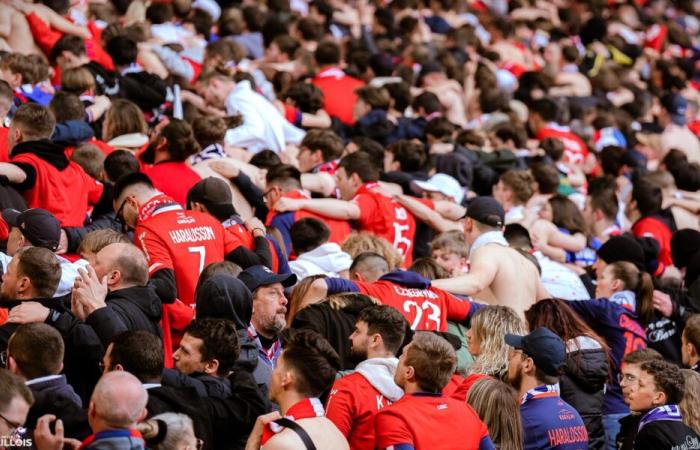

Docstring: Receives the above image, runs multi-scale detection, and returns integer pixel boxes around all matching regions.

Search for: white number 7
[188,246,206,274]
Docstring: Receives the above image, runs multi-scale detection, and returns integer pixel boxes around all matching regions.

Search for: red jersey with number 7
[134,195,238,307]
[352,183,416,267]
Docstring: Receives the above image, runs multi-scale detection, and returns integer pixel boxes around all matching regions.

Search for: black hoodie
[9,139,70,191]
[195,275,271,398]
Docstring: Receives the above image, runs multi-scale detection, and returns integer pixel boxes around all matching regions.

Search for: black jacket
[617,413,640,450]
[0,297,72,352]
[24,375,91,441]
[161,369,232,399]
[559,337,608,450]
[46,287,161,403]
[84,285,162,346]
[148,369,266,450]
[291,295,377,370]
[634,419,700,450]
[118,71,168,112]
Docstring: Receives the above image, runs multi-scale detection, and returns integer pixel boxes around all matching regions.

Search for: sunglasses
[115,197,130,232]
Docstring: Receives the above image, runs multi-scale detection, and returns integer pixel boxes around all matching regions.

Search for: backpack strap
[272,418,317,450]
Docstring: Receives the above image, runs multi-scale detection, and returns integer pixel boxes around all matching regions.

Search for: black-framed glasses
[115,197,128,224]
[0,411,24,436]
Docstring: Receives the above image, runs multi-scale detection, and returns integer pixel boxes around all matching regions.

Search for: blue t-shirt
[521,393,588,450]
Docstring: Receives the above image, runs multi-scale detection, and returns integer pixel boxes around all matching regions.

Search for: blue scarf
[638,405,683,431]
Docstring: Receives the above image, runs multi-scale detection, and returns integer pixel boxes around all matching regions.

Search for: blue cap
[661,93,688,126]
[238,265,296,293]
[505,328,566,376]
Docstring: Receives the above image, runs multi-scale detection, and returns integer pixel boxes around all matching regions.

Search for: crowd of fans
[1,0,700,448]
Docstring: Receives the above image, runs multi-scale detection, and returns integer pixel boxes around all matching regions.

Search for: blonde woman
[468,306,526,380]
[680,369,700,436]
[467,378,524,450]
[452,306,526,401]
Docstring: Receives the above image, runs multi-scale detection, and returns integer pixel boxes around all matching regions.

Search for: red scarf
[261,398,324,445]
[138,194,182,223]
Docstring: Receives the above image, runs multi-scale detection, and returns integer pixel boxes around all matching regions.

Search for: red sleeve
[222,225,248,254]
[85,175,104,205]
[374,409,414,449]
[324,380,355,438]
[25,12,63,56]
[443,292,471,322]
[135,225,174,275]
[352,193,375,229]
[0,217,8,242]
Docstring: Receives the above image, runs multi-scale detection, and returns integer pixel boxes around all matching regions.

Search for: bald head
[95,243,149,288]
[90,371,147,429]
[349,252,389,283]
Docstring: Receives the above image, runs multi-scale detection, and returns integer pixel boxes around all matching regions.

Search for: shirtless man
[245,330,348,450]
[432,196,549,320]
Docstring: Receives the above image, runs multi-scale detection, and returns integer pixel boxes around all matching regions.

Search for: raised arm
[274,196,361,220]
[395,195,461,232]
[432,250,498,296]
[434,200,467,221]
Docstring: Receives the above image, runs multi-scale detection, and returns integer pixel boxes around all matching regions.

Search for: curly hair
[468,306,526,380]
[640,360,685,404]
[681,369,700,435]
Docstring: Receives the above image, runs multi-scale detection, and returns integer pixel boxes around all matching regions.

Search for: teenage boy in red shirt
[374,332,494,450]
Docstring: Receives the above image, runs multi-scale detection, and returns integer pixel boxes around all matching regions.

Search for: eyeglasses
[0,350,7,367]
[0,411,24,437]
[618,373,639,384]
[115,197,128,226]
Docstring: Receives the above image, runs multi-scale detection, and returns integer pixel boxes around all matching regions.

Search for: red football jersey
[374,393,492,450]
[352,280,471,331]
[326,372,395,450]
[135,202,237,307]
[311,67,365,125]
[536,125,589,167]
[11,152,103,227]
[352,183,416,267]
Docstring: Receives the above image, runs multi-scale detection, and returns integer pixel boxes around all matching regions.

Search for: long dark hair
[525,298,611,373]
[549,195,586,234]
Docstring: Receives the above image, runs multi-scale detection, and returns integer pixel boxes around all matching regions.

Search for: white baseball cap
[192,0,221,21]
[412,173,464,204]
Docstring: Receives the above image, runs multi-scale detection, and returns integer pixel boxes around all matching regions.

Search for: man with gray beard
[238,266,296,390]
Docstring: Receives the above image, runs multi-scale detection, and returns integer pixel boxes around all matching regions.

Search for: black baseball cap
[505,328,566,377]
[464,196,505,227]
[188,177,232,207]
[238,265,297,293]
[2,208,61,252]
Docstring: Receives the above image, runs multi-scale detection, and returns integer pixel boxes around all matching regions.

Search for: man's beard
[261,313,286,336]
[509,367,523,392]
[349,344,368,364]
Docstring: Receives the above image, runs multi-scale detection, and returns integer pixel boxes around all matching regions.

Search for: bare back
[264,417,349,450]
[471,243,545,320]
